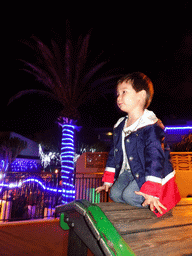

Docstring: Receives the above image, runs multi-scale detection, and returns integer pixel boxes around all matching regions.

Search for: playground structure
[0,151,192,255]
[56,198,192,255]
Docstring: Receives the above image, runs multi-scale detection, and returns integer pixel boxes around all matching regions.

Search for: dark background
[1,2,192,140]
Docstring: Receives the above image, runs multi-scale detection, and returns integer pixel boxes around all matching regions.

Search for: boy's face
[116,81,144,114]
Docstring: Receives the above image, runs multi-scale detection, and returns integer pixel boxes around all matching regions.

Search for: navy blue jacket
[105,117,169,187]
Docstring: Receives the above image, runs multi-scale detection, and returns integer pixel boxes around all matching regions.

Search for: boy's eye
[117,91,127,97]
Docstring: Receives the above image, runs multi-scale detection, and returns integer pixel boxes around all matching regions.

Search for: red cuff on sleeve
[140,179,181,217]
[102,171,115,183]
[140,181,162,198]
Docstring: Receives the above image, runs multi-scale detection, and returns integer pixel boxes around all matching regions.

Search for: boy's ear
[138,90,147,108]
[139,90,147,100]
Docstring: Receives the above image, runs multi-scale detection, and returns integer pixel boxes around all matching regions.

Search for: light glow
[39,144,61,169]
[0,178,70,194]
[61,124,76,204]
[165,126,192,131]
[10,159,41,172]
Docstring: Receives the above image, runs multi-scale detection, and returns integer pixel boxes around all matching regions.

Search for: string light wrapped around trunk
[61,124,76,204]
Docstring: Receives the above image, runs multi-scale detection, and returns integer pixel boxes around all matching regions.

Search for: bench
[56,198,192,256]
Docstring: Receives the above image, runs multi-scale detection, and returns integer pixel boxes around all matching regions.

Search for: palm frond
[72,62,107,102]
[76,75,119,106]
[50,39,69,100]
[21,55,67,103]
[73,34,90,93]
[51,39,65,83]
[64,38,73,98]
[20,61,54,90]
[31,37,67,99]
[82,62,107,85]
[14,28,119,121]
[8,89,60,106]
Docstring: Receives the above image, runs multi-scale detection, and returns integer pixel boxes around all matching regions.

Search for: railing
[170,152,192,172]
[75,173,108,203]
[0,172,107,222]
[170,152,192,198]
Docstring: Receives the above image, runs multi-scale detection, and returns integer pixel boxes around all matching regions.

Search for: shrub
[172,133,192,152]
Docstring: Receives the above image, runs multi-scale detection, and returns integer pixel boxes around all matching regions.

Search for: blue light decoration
[61,124,76,204]
[0,160,5,171]
[164,126,192,132]
[10,159,41,172]
[0,178,63,193]
[164,126,192,144]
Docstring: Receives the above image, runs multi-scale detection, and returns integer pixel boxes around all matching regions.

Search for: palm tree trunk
[61,124,76,203]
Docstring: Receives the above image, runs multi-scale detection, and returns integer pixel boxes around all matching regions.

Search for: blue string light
[0,160,5,169]
[61,175,70,179]
[0,178,76,199]
[61,124,76,203]
[61,155,74,158]
[10,159,41,172]
[0,178,62,193]
[165,126,192,131]
[165,126,192,135]
[62,138,74,142]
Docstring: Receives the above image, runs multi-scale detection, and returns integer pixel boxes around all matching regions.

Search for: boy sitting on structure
[96,72,180,217]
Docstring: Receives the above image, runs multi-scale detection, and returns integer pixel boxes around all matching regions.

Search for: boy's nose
[117,95,121,101]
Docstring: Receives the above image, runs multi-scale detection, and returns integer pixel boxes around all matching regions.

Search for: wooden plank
[122,225,192,256]
[107,207,192,234]
[96,202,137,212]
[114,217,192,235]
[95,199,192,255]
[104,205,192,222]
[103,207,156,220]
[96,198,192,212]
[96,199,192,235]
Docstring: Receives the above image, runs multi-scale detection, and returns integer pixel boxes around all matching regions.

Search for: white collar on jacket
[114,109,158,130]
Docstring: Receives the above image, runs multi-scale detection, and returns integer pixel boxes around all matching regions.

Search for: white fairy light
[39,144,61,169]
[73,153,80,163]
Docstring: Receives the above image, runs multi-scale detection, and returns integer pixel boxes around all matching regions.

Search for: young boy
[96,72,180,217]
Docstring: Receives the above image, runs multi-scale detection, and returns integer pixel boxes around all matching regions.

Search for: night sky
[2,2,192,139]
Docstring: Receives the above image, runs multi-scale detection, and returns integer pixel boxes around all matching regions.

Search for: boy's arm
[102,168,115,183]
[139,124,165,198]
[102,144,116,184]
[137,124,181,216]
[96,144,116,193]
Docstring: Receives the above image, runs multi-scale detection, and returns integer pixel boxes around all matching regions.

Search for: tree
[0,136,27,173]
[172,133,192,152]
[9,27,117,204]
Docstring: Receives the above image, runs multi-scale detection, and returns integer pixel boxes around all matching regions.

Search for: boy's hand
[135,191,167,214]
[95,185,110,193]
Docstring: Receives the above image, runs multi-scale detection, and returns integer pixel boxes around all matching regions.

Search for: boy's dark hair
[117,72,154,109]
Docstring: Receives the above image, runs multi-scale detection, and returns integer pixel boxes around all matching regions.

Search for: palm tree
[9,29,117,204]
[0,135,27,173]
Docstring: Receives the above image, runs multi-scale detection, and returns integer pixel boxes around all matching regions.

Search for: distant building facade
[0,132,41,173]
